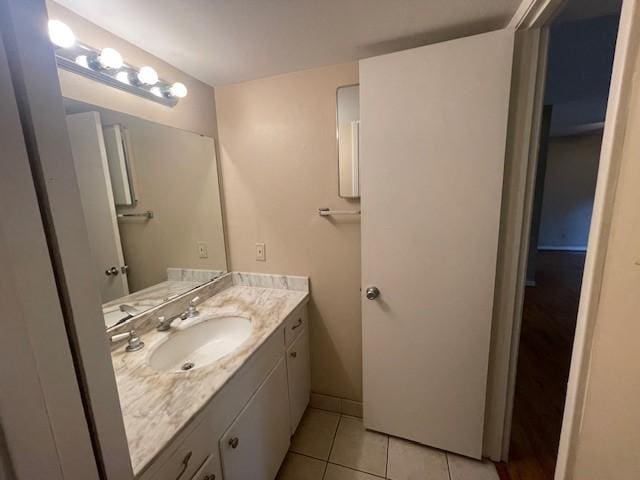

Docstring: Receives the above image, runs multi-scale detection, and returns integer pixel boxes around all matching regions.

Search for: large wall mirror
[336,84,360,198]
[64,99,227,329]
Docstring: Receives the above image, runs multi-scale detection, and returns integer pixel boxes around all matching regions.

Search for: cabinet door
[150,418,218,480]
[286,327,310,434]
[219,358,290,480]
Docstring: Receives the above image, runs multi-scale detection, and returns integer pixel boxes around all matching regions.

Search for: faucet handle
[185,296,200,318]
[109,328,145,352]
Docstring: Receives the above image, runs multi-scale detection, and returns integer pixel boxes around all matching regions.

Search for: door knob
[105,267,119,276]
[366,286,380,300]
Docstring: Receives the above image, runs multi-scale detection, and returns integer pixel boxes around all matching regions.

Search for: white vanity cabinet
[143,303,310,480]
[149,417,221,480]
[191,455,218,480]
[286,325,310,434]
[219,359,290,480]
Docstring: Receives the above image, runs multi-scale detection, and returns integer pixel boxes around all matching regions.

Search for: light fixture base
[55,55,178,108]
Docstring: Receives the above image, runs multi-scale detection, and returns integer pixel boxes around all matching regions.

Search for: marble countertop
[110,273,308,475]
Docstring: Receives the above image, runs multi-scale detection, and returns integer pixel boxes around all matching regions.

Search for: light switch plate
[256,243,266,261]
[197,242,208,258]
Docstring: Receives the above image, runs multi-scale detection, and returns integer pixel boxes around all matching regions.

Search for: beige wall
[538,133,601,249]
[569,39,640,479]
[47,1,217,137]
[216,63,362,401]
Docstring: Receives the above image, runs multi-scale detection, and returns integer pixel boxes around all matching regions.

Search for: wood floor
[502,251,586,480]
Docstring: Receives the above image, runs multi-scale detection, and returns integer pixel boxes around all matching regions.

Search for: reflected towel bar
[318,208,361,217]
[117,210,154,220]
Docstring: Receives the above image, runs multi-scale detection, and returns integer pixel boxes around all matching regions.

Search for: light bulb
[48,20,75,48]
[98,48,123,69]
[150,86,163,98]
[115,71,130,84]
[75,55,89,68]
[169,82,188,98]
[137,66,158,85]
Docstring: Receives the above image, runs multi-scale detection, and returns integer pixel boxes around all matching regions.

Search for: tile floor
[277,408,499,480]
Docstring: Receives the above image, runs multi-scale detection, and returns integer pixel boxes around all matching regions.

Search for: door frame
[1,0,133,478]
[487,0,638,477]
[0,3,99,478]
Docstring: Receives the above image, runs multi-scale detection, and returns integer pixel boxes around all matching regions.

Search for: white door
[360,29,515,459]
[66,112,128,303]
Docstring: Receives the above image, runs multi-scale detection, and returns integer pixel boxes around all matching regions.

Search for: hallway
[503,251,586,480]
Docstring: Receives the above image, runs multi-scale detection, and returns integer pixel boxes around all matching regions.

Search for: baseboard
[310,392,363,418]
[537,245,587,252]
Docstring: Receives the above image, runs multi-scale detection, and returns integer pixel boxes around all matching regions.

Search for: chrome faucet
[156,313,184,332]
[185,296,200,318]
[156,296,201,332]
[109,328,144,352]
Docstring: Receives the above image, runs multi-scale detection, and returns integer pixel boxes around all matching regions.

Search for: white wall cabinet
[286,326,310,434]
[145,304,309,480]
[219,359,291,480]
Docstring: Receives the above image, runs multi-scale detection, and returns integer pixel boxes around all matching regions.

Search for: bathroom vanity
[108,272,310,480]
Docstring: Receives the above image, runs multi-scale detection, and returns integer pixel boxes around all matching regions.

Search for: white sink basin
[148,316,252,373]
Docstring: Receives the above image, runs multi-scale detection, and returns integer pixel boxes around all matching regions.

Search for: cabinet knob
[290,351,297,358]
[228,437,239,449]
[204,475,215,480]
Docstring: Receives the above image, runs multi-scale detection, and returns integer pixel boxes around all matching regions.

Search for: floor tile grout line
[385,435,390,479]
[326,460,387,479]
[307,405,345,417]
[322,413,342,480]
[446,453,453,480]
[288,450,330,463]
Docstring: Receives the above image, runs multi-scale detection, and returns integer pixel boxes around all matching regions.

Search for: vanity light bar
[48,19,187,108]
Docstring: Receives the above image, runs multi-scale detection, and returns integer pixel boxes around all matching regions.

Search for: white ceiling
[53,0,522,86]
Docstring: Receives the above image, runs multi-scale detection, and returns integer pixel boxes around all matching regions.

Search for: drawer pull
[228,437,239,449]
[176,451,192,479]
[291,318,302,330]
[290,351,297,358]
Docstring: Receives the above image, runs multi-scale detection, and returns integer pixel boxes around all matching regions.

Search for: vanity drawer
[150,418,218,480]
[190,454,218,480]
[284,305,307,347]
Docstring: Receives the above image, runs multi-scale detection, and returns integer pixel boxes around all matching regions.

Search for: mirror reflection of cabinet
[336,85,360,198]
[102,124,136,207]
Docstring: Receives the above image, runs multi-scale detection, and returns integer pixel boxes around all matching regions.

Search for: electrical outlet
[256,243,266,261]
[197,242,208,259]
